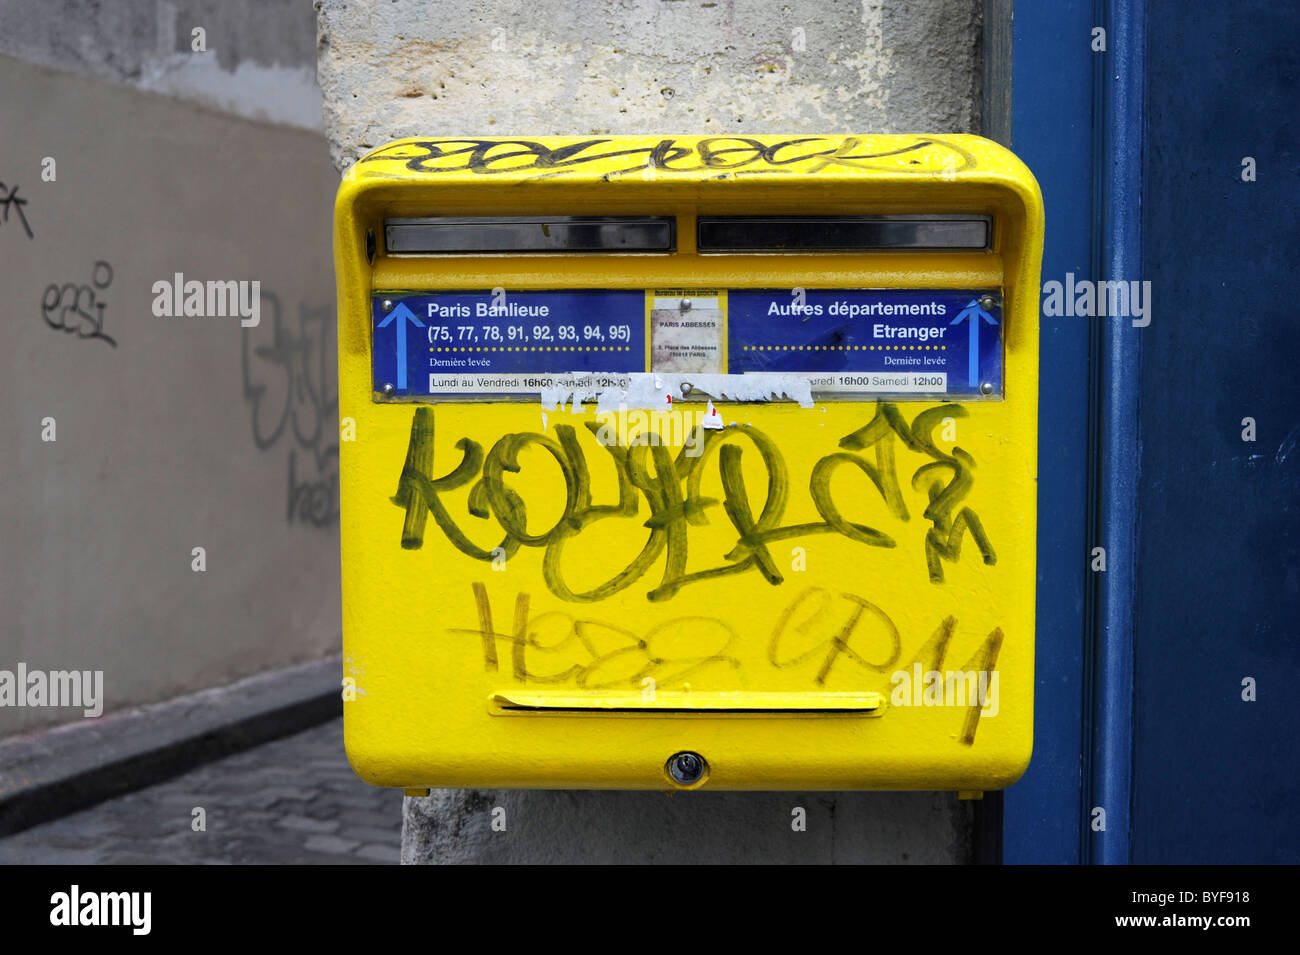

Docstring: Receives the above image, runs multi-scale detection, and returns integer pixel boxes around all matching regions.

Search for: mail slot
[333,135,1044,791]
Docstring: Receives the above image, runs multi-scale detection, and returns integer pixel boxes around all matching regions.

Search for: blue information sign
[372,287,1002,400]
[372,290,645,398]
[728,289,1002,397]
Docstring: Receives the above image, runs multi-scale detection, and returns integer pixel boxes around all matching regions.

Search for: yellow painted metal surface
[334,135,1044,791]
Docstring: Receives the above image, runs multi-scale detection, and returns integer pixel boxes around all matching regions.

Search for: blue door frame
[1003,0,1149,867]
[1002,0,1142,865]
[1001,0,1094,864]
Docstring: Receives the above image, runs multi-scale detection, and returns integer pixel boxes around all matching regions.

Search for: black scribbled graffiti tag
[241,291,339,527]
[393,401,996,602]
[0,181,34,238]
[357,136,976,181]
[41,261,116,348]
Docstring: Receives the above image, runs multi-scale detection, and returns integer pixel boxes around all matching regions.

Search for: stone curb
[0,656,342,837]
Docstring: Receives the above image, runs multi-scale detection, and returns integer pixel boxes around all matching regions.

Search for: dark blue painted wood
[1002,0,1095,864]
[1133,0,1300,863]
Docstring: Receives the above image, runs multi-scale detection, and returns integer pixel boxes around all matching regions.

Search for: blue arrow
[376,302,424,389]
[950,298,998,387]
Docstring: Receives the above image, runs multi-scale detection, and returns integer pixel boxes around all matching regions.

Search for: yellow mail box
[333,135,1044,791]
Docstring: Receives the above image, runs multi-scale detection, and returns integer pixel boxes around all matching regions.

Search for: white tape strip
[540,372,814,412]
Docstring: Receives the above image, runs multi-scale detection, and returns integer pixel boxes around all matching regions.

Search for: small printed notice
[649,290,724,374]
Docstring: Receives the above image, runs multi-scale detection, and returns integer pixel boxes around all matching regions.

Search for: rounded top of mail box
[337,134,1042,214]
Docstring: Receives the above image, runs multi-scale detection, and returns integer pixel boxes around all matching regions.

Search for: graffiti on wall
[40,260,116,348]
[242,291,339,527]
[0,180,34,239]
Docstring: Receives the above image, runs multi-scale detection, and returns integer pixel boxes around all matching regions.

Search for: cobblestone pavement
[0,720,402,864]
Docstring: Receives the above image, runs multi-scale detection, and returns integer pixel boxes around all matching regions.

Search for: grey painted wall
[0,49,340,735]
[316,0,987,863]
[0,0,322,129]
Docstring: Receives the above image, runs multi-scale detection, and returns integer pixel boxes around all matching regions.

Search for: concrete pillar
[317,0,985,863]
[316,0,981,171]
